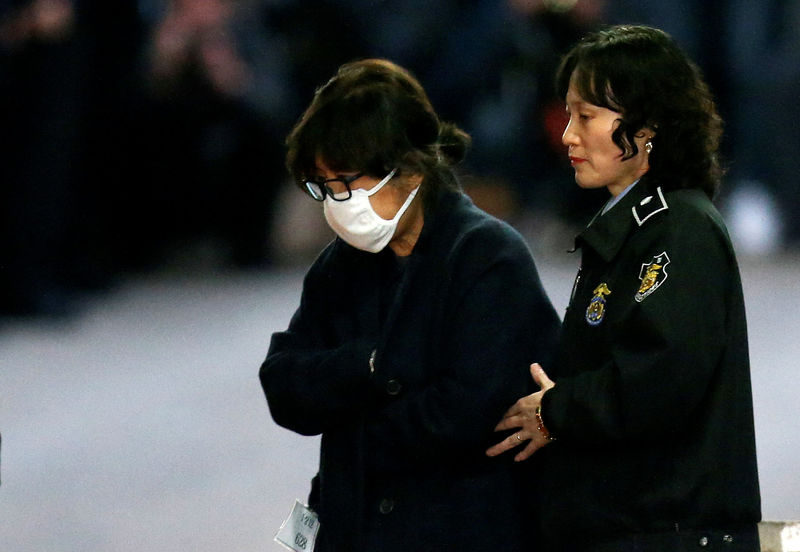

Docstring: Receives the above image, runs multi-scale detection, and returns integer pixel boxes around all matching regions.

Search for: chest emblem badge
[635,251,671,302]
[585,283,611,326]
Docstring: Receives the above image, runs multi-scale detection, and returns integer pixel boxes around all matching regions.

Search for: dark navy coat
[539,182,761,551]
[261,189,559,551]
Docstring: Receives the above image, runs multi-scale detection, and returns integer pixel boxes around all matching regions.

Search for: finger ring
[516,434,522,441]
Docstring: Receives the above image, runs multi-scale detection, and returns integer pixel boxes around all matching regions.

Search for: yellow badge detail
[638,264,662,294]
[635,252,670,302]
[585,283,611,326]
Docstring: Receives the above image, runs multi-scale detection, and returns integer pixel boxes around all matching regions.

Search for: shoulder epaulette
[632,186,668,226]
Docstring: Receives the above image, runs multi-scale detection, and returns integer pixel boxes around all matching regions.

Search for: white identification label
[274,500,320,552]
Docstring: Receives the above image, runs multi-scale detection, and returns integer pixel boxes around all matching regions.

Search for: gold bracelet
[535,406,555,441]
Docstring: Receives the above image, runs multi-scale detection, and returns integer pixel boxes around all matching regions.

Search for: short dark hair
[556,25,724,198]
[286,58,471,203]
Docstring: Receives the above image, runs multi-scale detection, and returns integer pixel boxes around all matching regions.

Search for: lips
[569,156,587,165]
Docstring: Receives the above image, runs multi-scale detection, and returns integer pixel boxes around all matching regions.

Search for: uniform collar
[602,179,640,214]
[576,182,667,263]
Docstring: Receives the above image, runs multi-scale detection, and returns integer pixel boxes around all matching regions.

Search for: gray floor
[1,252,798,551]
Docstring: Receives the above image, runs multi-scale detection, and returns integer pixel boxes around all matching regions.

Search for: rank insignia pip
[585,283,611,326]
[635,251,671,302]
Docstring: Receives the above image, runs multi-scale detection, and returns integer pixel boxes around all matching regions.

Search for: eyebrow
[566,98,591,109]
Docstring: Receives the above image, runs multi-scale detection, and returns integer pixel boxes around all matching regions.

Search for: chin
[576,179,602,190]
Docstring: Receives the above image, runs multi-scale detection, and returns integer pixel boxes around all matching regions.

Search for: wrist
[535,405,555,442]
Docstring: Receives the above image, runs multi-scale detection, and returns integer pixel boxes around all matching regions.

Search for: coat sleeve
[543,210,735,444]
[259,261,375,436]
[365,231,560,469]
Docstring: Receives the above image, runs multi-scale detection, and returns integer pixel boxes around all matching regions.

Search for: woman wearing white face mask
[259,59,560,551]
[317,166,418,255]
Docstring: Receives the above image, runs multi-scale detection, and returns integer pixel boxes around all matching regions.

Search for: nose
[562,117,577,147]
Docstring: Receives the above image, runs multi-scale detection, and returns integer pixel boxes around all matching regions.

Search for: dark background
[2,0,797,319]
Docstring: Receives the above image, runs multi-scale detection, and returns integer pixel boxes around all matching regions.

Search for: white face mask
[323,168,420,253]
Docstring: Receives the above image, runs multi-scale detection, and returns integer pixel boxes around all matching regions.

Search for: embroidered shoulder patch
[635,252,670,302]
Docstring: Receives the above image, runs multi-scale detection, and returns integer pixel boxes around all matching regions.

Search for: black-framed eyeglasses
[303,173,365,202]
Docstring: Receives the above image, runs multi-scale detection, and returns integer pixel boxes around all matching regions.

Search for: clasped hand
[486,363,555,462]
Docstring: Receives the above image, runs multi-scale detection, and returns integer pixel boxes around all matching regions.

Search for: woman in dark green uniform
[487,25,761,551]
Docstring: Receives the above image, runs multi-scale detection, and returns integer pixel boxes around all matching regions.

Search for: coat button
[385,379,402,395]
[378,498,394,514]
[698,536,708,547]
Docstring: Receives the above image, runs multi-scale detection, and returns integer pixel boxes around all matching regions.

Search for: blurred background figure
[443,0,609,227]
[720,0,800,254]
[128,0,295,271]
[1,0,84,316]
[1,0,145,317]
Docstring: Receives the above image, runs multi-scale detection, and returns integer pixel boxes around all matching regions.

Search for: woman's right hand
[485,363,555,461]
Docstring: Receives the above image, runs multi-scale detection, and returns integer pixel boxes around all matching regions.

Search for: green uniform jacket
[539,182,761,551]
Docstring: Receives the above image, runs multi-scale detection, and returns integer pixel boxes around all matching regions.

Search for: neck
[389,200,424,257]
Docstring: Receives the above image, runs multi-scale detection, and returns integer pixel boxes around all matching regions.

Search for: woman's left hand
[485,363,555,462]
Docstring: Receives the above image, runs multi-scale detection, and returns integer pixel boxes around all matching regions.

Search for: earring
[645,140,653,154]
